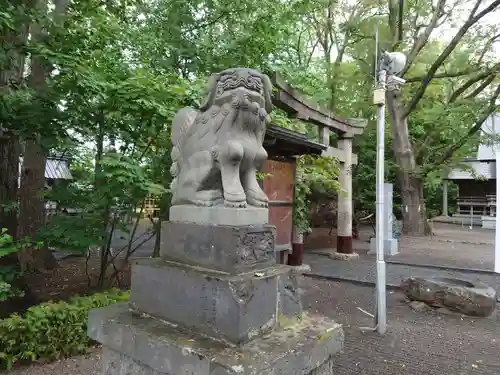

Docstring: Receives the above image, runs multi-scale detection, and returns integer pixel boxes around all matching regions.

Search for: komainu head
[199,68,273,114]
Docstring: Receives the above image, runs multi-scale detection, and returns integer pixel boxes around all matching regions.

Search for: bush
[0,289,129,370]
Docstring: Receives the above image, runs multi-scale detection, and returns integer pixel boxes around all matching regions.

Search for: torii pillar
[336,134,354,254]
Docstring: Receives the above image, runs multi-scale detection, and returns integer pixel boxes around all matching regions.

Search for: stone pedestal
[169,205,269,226]
[88,207,344,375]
[89,304,343,375]
[159,221,276,274]
[129,259,303,344]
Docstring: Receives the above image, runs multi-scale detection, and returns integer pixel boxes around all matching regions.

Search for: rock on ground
[400,277,497,317]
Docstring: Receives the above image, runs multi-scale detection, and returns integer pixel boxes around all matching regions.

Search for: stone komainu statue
[170,68,274,208]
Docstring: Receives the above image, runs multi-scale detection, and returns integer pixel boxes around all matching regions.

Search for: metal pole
[496,150,500,273]
[375,68,387,335]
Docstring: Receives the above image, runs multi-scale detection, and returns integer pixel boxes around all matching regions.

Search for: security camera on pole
[372,47,406,335]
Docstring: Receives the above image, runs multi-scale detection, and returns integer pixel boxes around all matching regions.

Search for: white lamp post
[372,50,406,335]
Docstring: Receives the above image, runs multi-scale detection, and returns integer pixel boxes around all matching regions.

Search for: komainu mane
[170,68,274,208]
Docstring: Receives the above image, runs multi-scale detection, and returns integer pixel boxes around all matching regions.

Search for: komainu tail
[170,107,198,192]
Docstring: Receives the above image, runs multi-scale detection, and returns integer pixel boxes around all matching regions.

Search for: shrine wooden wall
[261,158,295,261]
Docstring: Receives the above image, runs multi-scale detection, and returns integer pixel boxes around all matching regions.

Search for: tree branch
[465,74,497,99]
[476,32,500,65]
[305,39,320,68]
[403,0,500,118]
[405,67,481,83]
[448,62,500,102]
[434,83,500,166]
[400,0,447,77]
[388,0,399,46]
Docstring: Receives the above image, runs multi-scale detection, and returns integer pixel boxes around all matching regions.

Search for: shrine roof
[264,124,326,158]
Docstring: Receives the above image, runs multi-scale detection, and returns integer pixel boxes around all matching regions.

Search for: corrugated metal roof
[19,157,73,181]
[447,161,496,180]
[45,158,73,180]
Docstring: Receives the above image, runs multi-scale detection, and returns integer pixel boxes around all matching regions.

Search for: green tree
[384,0,500,234]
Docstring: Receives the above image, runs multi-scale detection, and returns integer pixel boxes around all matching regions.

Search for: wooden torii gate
[271,73,367,255]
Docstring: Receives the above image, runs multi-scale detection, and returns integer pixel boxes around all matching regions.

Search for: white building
[444,113,500,228]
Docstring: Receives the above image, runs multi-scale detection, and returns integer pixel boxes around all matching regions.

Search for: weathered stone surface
[278,271,303,321]
[401,277,497,317]
[169,205,269,226]
[88,303,344,375]
[129,259,303,344]
[330,252,359,261]
[160,221,275,273]
[408,300,430,313]
[169,68,273,209]
[101,348,338,375]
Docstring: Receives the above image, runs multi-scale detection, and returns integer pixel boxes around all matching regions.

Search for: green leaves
[0,229,16,258]
[0,289,129,369]
[0,229,24,302]
[294,155,341,234]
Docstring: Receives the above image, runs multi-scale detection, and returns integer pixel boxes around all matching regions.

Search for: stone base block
[160,221,276,274]
[89,303,344,375]
[368,238,399,256]
[169,205,268,226]
[130,259,303,344]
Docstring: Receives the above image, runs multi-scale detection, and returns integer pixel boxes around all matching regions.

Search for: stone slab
[369,238,399,256]
[88,303,344,375]
[160,221,276,274]
[170,205,269,226]
[129,259,303,344]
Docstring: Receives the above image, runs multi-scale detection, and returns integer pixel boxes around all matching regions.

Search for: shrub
[0,289,129,370]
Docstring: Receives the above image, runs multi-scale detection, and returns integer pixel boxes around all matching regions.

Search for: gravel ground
[6,351,101,375]
[303,278,500,375]
[8,278,500,375]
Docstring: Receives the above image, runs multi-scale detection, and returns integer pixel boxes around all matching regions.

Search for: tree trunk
[0,132,19,236]
[0,4,41,307]
[0,132,39,313]
[400,175,430,235]
[386,90,431,236]
[18,138,57,272]
[15,0,70,272]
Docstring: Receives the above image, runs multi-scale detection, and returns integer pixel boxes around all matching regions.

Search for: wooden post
[443,180,448,216]
[318,126,330,146]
